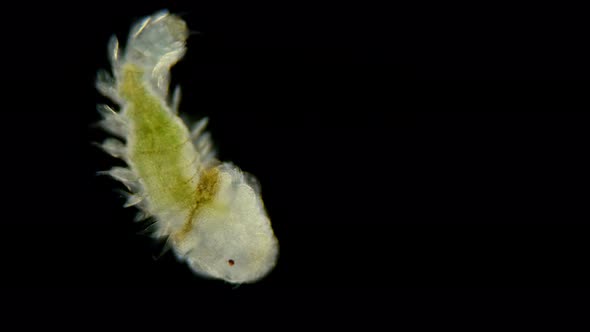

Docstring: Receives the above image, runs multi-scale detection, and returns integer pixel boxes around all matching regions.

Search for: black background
[1,0,589,323]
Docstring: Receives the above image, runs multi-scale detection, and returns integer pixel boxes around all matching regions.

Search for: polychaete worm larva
[96,9,278,284]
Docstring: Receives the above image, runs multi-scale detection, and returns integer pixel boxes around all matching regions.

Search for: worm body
[96,10,278,283]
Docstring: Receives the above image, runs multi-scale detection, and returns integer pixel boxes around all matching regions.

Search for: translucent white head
[176,165,279,284]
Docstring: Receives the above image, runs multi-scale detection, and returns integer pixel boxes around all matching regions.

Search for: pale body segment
[97,10,278,283]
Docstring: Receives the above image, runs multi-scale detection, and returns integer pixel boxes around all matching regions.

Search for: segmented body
[96,10,278,283]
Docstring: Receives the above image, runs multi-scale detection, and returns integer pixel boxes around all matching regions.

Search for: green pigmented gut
[96,10,278,284]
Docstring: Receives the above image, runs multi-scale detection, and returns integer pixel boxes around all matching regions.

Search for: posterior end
[124,10,189,70]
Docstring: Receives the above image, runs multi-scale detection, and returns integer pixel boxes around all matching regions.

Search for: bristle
[170,85,181,114]
[107,35,120,71]
[98,167,140,192]
[97,104,118,116]
[124,194,144,208]
[129,15,153,40]
[189,117,216,162]
[190,117,208,138]
[106,166,137,183]
[98,119,127,139]
[100,138,126,159]
[96,69,120,102]
[134,210,151,222]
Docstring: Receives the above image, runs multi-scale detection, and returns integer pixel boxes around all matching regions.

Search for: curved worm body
[96,10,278,283]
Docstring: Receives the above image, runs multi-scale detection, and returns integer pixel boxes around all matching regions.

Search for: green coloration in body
[119,63,200,212]
[98,10,278,283]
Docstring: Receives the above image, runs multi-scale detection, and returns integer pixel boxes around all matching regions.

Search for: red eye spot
[228,259,235,266]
